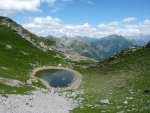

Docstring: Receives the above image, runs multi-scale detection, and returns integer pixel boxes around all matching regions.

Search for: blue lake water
[37,70,75,88]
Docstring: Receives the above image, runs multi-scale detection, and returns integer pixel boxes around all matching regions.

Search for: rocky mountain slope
[0,16,55,52]
[48,35,134,60]
[129,35,150,46]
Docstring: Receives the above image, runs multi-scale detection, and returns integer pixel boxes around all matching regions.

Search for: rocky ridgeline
[0,16,52,52]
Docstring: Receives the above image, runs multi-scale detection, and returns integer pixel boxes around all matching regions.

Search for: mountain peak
[106,34,124,39]
[0,16,54,51]
[0,16,15,24]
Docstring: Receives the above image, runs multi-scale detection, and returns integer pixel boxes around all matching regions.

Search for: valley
[0,16,150,113]
[47,34,134,60]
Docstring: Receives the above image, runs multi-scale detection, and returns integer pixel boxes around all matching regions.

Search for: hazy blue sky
[0,0,150,37]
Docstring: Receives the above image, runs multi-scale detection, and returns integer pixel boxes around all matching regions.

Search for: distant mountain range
[129,35,150,46]
[1,16,150,61]
[47,35,135,60]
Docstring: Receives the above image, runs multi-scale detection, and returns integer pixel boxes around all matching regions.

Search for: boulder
[100,99,110,104]
[144,88,150,93]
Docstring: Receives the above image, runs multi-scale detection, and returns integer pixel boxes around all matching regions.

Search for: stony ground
[0,90,77,113]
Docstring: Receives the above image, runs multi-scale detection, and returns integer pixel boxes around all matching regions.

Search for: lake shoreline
[31,66,82,91]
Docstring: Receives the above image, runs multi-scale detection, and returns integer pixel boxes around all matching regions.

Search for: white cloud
[0,0,40,12]
[143,19,150,25]
[122,17,137,23]
[108,21,120,26]
[97,24,115,31]
[24,16,150,38]
[0,0,76,15]
[24,16,97,37]
[0,0,58,15]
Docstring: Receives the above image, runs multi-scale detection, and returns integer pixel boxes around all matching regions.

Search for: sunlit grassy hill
[0,16,95,94]
[0,17,69,93]
[72,45,150,113]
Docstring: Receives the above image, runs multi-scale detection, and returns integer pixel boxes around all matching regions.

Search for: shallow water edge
[31,66,82,91]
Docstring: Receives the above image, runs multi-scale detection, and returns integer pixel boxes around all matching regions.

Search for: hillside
[0,17,72,93]
[0,17,96,94]
[48,35,134,60]
[90,35,134,59]
[0,16,56,50]
[72,45,150,113]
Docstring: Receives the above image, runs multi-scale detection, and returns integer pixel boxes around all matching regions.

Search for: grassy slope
[0,25,68,93]
[72,47,150,113]
[0,22,95,94]
[0,25,66,80]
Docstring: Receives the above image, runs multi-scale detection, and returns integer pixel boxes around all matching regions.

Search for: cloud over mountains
[24,16,150,38]
[0,0,150,38]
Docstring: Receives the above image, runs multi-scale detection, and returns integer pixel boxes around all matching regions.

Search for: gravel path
[0,90,77,113]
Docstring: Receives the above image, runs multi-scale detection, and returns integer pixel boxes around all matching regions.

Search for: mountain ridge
[47,34,134,60]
